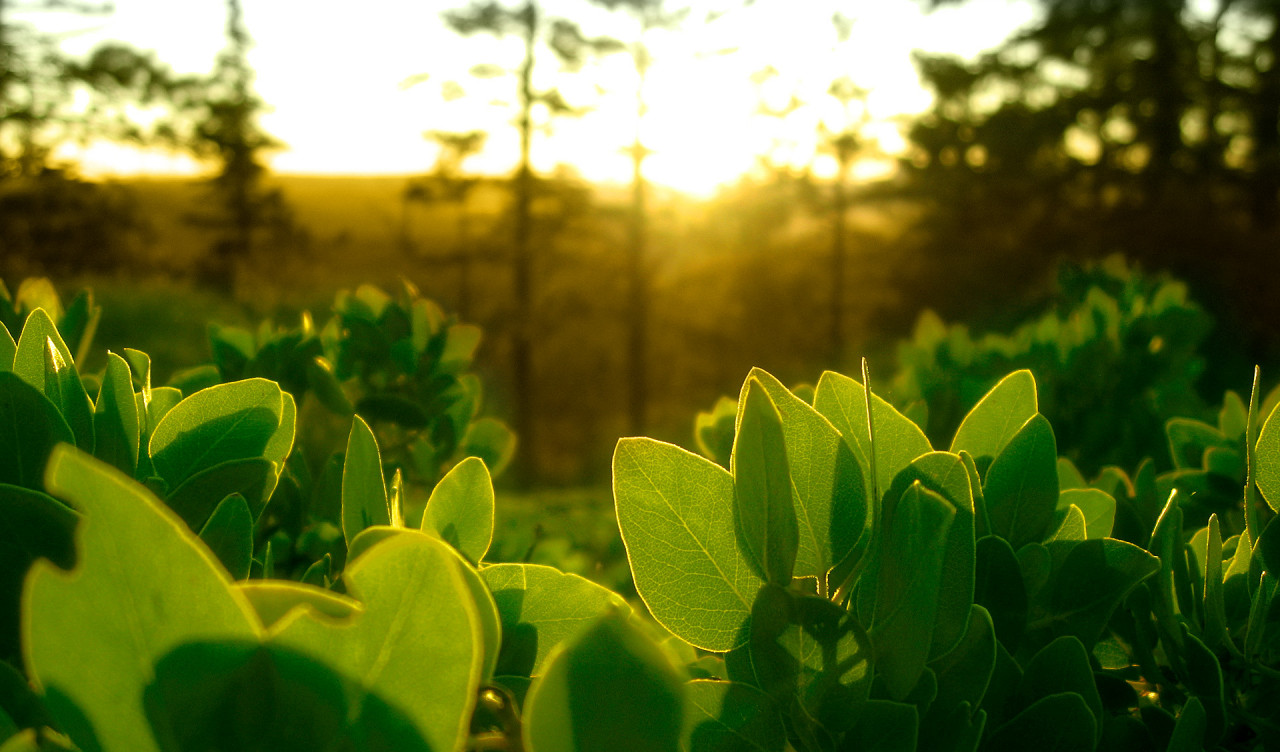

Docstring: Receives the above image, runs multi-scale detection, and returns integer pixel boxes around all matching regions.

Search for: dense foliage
[5,279,1280,751]
[891,257,1212,474]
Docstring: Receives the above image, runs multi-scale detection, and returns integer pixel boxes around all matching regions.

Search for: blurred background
[2,0,1279,493]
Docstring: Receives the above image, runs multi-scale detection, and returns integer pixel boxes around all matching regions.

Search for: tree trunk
[511,1,537,483]
[627,40,649,437]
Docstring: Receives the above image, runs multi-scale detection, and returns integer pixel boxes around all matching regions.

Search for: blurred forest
[4,0,1280,486]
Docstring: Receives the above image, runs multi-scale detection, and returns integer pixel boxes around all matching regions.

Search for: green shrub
[7,290,1280,751]
[891,256,1211,475]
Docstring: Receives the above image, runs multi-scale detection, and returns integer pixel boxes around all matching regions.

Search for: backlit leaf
[871,482,956,700]
[741,369,868,585]
[198,493,253,580]
[25,447,258,752]
[0,484,77,667]
[985,692,1095,752]
[148,379,284,490]
[984,414,1058,549]
[421,456,495,564]
[614,438,764,652]
[341,414,389,548]
[732,378,798,585]
[93,353,139,477]
[523,609,684,752]
[234,581,360,629]
[813,370,931,499]
[269,532,483,752]
[481,562,630,678]
[0,373,73,491]
[683,680,786,752]
[41,339,93,454]
[1058,488,1115,540]
[1050,538,1160,647]
[950,370,1038,469]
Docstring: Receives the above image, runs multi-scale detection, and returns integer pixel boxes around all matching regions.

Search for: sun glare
[39,0,1036,195]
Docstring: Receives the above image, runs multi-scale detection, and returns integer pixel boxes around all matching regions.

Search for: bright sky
[29,0,1037,196]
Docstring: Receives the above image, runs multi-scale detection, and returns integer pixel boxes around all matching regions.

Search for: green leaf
[962,451,990,537]
[0,324,14,371]
[59,290,99,368]
[1017,637,1103,735]
[1244,572,1276,658]
[1165,697,1206,752]
[461,417,516,478]
[985,693,1095,752]
[523,609,684,752]
[845,699,919,752]
[1179,626,1226,746]
[148,379,285,490]
[695,396,738,468]
[882,451,976,659]
[0,372,73,491]
[1048,504,1087,543]
[421,456,495,564]
[1253,396,1280,514]
[871,482,956,700]
[813,370,931,500]
[440,323,482,373]
[683,680,786,752]
[0,485,77,667]
[348,526,504,683]
[983,414,1059,549]
[12,310,74,397]
[613,438,765,652]
[164,457,276,532]
[305,356,353,415]
[93,353,139,477]
[1258,513,1280,577]
[929,604,997,716]
[973,535,1028,651]
[356,394,430,429]
[143,641,431,752]
[41,338,93,454]
[164,364,221,396]
[1057,457,1086,490]
[26,446,259,752]
[950,370,1038,468]
[341,414,390,548]
[263,391,295,467]
[738,369,868,585]
[300,554,332,588]
[480,562,630,677]
[234,581,359,629]
[1167,418,1231,471]
[198,494,253,580]
[144,387,183,440]
[745,589,873,733]
[1058,488,1115,539]
[1201,515,1235,653]
[268,532,483,752]
[13,280,60,324]
[732,378,799,585]
[1049,538,1160,647]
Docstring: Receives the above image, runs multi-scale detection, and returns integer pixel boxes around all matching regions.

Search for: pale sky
[25,0,1037,196]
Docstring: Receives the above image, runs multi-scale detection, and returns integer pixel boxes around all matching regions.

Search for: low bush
[3,283,1279,751]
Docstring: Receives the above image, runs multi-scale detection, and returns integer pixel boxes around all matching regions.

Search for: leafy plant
[196,280,515,487]
[892,256,1212,475]
[8,289,1280,750]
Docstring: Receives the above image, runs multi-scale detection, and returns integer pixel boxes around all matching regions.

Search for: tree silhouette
[0,0,190,275]
[186,0,296,293]
[442,1,618,479]
[403,129,488,317]
[901,0,1280,361]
